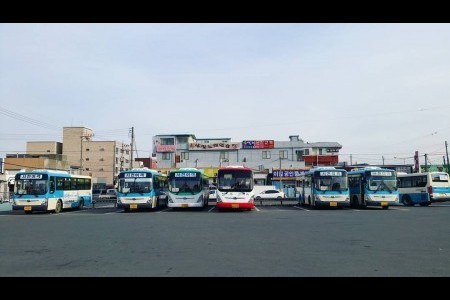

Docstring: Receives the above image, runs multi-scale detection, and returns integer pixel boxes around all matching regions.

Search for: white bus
[167,168,209,208]
[117,168,167,212]
[296,167,349,208]
[13,169,92,214]
[348,167,399,209]
[397,172,450,206]
[216,166,255,211]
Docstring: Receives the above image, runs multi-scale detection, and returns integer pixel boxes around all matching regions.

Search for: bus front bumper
[13,205,48,212]
[216,202,254,209]
[314,200,350,207]
[117,203,154,210]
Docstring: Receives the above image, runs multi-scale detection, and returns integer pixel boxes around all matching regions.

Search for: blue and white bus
[398,172,450,206]
[348,167,399,209]
[13,169,92,214]
[117,168,167,212]
[296,167,349,208]
[167,168,209,208]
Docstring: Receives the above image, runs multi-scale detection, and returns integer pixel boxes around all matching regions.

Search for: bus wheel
[419,201,431,207]
[78,199,84,210]
[55,200,62,214]
[382,205,389,210]
[402,195,413,206]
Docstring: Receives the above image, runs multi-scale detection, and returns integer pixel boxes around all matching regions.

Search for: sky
[1,23,450,166]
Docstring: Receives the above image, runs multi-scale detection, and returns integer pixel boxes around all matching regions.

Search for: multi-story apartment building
[63,127,132,186]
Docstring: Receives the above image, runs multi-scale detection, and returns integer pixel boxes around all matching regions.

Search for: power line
[0,105,60,131]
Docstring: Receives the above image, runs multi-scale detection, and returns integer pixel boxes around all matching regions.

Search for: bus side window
[50,176,55,193]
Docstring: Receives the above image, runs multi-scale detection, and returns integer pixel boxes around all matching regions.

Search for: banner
[189,142,241,151]
[242,140,274,149]
[156,145,176,153]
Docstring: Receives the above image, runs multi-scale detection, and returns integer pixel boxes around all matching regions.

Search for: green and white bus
[167,168,210,208]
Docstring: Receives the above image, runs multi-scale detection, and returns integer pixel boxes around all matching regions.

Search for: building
[152,133,342,173]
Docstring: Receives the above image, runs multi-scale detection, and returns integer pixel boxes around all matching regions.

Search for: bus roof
[16,169,91,178]
[219,165,253,171]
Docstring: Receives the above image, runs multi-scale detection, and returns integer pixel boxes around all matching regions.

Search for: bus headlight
[41,199,48,206]
[168,195,174,203]
[196,196,202,203]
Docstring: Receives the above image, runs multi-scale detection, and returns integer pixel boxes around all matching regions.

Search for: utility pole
[130,127,134,169]
[279,156,282,191]
[424,154,428,172]
[350,154,353,165]
[445,141,450,173]
[382,156,385,165]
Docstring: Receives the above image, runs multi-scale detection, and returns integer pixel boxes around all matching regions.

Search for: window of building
[116,148,119,154]
[279,150,288,159]
[85,168,90,171]
[262,151,271,159]
[125,159,129,163]
[126,150,129,155]
[85,158,89,161]
[161,138,175,145]
[296,150,304,161]
[115,167,118,173]
[181,152,189,160]
[304,149,310,155]
[162,153,171,160]
[86,148,90,151]
[220,152,229,159]
[116,158,118,164]
[178,136,188,143]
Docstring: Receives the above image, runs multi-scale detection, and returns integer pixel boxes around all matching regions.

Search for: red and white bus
[216,166,255,211]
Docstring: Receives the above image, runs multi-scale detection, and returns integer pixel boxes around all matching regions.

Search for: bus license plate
[24,206,32,211]
[381,201,388,206]
[130,204,137,209]
[329,202,337,207]
[231,204,239,209]
[181,203,188,208]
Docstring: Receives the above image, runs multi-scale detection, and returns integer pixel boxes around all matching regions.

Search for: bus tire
[382,205,389,210]
[402,195,414,206]
[55,200,62,214]
[419,201,431,207]
[78,198,84,210]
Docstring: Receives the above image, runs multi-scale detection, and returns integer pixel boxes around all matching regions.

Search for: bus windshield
[168,172,201,194]
[218,170,253,192]
[367,171,397,192]
[313,171,348,192]
[119,178,152,193]
[15,178,48,195]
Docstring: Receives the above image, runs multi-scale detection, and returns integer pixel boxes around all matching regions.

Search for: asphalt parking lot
[1,202,449,276]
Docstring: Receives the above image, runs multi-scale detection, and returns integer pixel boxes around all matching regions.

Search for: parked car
[93,189,117,201]
[209,186,217,200]
[254,189,286,199]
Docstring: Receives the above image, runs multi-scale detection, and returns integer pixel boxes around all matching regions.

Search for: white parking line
[253,206,260,212]
[293,206,310,211]
[157,208,172,213]
[208,206,215,212]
